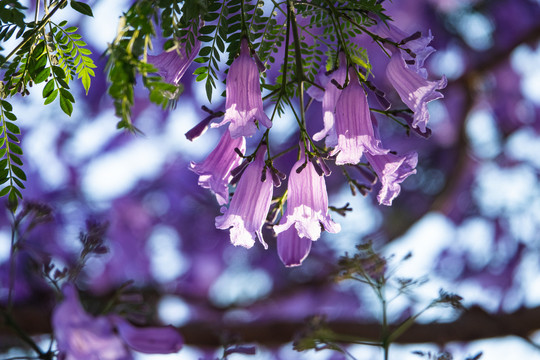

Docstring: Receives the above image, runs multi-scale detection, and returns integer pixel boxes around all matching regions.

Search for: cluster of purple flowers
[149,23,445,266]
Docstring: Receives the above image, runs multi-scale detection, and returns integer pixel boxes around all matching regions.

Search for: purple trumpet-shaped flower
[274,149,340,240]
[147,38,200,99]
[274,149,340,266]
[331,69,389,165]
[377,23,435,75]
[53,285,183,360]
[53,285,130,360]
[365,151,418,206]
[190,130,246,205]
[386,54,447,133]
[215,145,273,249]
[307,52,348,147]
[377,23,447,132]
[111,316,183,354]
[212,38,272,138]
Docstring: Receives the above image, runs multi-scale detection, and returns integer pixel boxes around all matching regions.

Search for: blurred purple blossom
[111,315,183,354]
[212,38,272,138]
[53,285,183,360]
[331,69,389,165]
[365,151,418,206]
[215,145,273,249]
[190,130,246,205]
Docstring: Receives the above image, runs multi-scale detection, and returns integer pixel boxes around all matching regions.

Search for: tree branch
[3,303,540,350]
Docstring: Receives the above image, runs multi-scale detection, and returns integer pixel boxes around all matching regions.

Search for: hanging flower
[386,54,447,133]
[147,36,201,99]
[215,145,273,249]
[274,148,340,240]
[307,52,348,147]
[330,69,389,165]
[53,285,183,360]
[190,130,246,205]
[274,148,340,266]
[365,151,418,206]
[212,38,272,138]
[377,23,447,132]
[147,42,200,86]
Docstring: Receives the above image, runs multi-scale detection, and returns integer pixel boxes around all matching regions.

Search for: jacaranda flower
[53,285,183,360]
[377,23,447,133]
[307,52,347,147]
[147,38,200,99]
[274,148,340,266]
[274,148,340,240]
[331,69,389,165]
[212,38,272,138]
[190,130,246,205]
[215,145,273,249]
[365,151,418,206]
[110,316,183,355]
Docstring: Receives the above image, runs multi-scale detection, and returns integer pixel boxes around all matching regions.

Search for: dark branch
[3,303,540,349]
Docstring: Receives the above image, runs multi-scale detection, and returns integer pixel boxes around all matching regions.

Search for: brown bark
[2,304,540,349]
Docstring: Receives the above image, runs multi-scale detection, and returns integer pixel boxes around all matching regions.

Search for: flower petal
[277,226,312,267]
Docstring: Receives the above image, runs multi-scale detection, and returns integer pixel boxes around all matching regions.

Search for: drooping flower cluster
[53,285,183,360]
[187,21,444,265]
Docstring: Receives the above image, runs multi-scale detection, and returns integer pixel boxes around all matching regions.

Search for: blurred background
[1,0,540,359]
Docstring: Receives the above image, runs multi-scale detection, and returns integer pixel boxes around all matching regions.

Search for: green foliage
[294,242,466,359]
[0,0,27,54]
[106,0,190,131]
[0,0,95,206]
[47,21,97,95]
[0,99,25,210]
[191,0,240,102]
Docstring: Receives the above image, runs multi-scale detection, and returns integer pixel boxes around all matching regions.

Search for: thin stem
[287,0,306,83]
[268,143,298,161]
[320,0,347,53]
[240,0,249,37]
[34,0,40,24]
[7,215,17,311]
[378,283,390,360]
